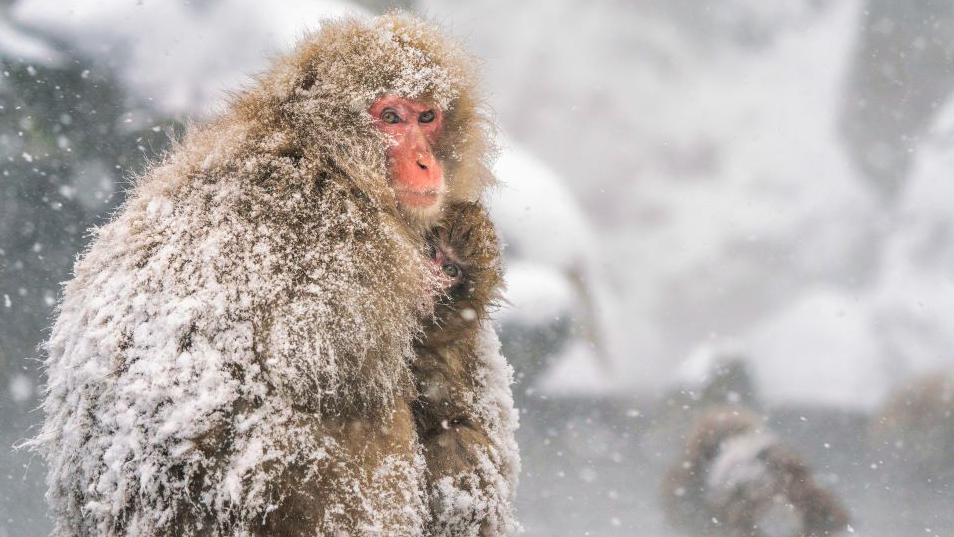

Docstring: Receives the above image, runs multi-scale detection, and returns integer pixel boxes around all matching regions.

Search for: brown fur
[414,202,514,536]
[34,13,512,537]
[662,406,850,537]
[871,372,954,479]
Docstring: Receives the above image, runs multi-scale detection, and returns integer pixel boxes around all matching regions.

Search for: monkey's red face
[370,95,445,219]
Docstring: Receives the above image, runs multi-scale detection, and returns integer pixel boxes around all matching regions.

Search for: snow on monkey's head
[241,13,496,229]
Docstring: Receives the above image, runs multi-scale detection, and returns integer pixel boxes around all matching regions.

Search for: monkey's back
[662,407,849,537]
[33,151,433,536]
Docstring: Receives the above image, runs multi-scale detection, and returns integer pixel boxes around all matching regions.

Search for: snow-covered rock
[488,141,623,389]
[869,99,954,382]
[489,144,596,269]
[744,288,885,410]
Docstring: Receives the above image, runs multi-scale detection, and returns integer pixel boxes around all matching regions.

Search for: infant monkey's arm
[414,202,515,536]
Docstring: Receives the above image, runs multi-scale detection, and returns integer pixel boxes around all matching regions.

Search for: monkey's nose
[417,159,429,170]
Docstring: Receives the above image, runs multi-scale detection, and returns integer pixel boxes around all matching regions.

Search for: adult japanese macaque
[415,202,517,536]
[30,14,518,537]
[662,407,850,537]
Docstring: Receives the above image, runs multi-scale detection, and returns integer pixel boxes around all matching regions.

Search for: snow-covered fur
[414,203,519,536]
[426,326,520,537]
[662,406,849,537]
[30,14,515,537]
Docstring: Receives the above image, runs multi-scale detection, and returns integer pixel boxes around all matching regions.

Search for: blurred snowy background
[3,0,954,535]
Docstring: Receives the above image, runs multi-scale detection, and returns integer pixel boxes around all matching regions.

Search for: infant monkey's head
[429,241,465,293]
[425,203,502,327]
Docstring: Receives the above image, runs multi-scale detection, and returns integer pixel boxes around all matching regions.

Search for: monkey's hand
[425,428,512,537]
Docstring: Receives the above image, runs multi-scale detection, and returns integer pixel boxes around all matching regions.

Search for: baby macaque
[662,406,850,537]
[413,201,517,536]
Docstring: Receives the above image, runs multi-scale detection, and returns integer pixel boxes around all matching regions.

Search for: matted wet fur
[414,202,518,536]
[662,406,850,537]
[30,13,516,537]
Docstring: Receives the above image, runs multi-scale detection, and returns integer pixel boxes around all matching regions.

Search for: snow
[868,99,954,381]
[489,141,627,390]
[671,343,749,392]
[0,16,61,65]
[706,430,777,496]
[536,340,613,396]
[745,289,886,410]
[716,69,954,412]
[488,142,596,268]
[431,325,520,536]
[497,261,575,325]
[13,0,367,115]
[8,373,34,403]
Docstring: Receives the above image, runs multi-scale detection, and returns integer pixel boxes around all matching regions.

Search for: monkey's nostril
[417,160,428,170]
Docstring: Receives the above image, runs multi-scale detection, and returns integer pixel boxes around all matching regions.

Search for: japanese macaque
[414,202,517,536]
[31,14,517,537]
[870,372,954,480]
[646,351,760,460]
[662,406,850,537]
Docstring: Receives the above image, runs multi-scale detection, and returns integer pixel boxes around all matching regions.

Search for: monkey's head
[369,95,447,223]
[236,13,494,229]
[424,203,503,334]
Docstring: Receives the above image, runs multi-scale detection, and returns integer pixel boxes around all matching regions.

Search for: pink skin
[369,95,445,210]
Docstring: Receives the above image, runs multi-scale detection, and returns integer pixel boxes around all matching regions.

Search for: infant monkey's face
[425,232,483,329]
[427,236,465,294]
[423,204,501,322]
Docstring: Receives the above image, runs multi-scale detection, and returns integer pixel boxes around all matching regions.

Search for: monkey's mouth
[396,189,442,208]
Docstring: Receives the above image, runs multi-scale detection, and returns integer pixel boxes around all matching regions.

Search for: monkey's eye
[441,263,460,279]
[381,108,401,124]
[419,110,435,124]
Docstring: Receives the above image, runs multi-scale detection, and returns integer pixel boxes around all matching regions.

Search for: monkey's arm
[171,400,426,537]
